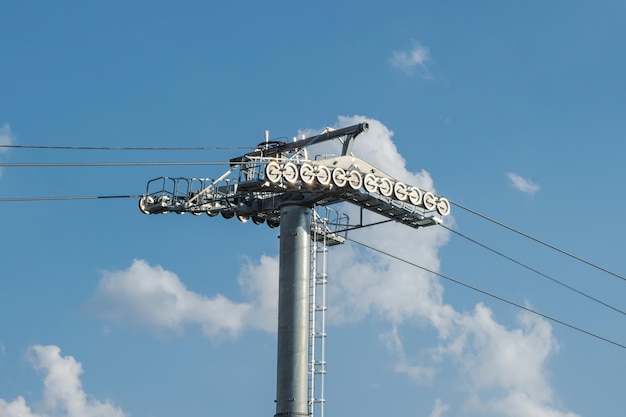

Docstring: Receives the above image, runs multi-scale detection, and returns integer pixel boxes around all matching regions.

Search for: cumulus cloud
[428,398,450,417]
[379,326,436,385]
[438,305,573,417]
[507,172,540,195]
[237,255,279,333]
[89,258,277,338]
[0,345,126,417]
[304,116,574,416]
[389,42,431,76]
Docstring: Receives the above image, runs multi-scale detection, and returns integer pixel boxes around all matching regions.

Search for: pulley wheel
[282,162,299,184]
[407,187,423,206]
[299,163,315,185]
[347,171,363,190]
[252,215,265,225]
[265,161,282,183]
[436,197,451,216]
[423,192,437,211]
[267,217,280,228]
[138,195,154,214]
[363,173,378,193]
[316,165,331,186]
[393,182,408,201]
[332,167,348,188]
[379,178,393,197]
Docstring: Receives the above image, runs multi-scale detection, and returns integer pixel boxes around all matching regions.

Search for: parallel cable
[0,161,233,167]
[347,237,626,350]
[0,195,141,202]
[450,200,626,282]
[0,145,253,151]
[440,224,626,316]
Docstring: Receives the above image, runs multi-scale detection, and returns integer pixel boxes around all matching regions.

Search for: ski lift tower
[138,122,450,417]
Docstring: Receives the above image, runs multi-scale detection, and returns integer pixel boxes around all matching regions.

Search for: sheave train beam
[138,122,450,228]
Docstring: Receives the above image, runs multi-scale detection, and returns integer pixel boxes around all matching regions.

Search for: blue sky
[1,2,626,417]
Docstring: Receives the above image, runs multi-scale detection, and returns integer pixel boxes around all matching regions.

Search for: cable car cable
[440,224,626,316]
[0,144,254,151]
[0,195,141,202]
[347,236,626,350]
[450,200,626,282]
[0,161,234,167]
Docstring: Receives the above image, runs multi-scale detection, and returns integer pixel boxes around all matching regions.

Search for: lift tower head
[138,122,450,417]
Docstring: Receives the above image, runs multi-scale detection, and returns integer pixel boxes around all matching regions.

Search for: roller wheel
[363,173,378,193]
[436,197,451,216]
[347,171,363,190]
[379,178,393,197]
[332,167,348,188]
[423,192,437,211]
[282,162,299,184]
[267,218,280,228]
[407,187,423,206]
[299,163,315,185]
[393,182,408,201]
[316,165,331,186]
[265,161,282,183]
[138,196,154,214]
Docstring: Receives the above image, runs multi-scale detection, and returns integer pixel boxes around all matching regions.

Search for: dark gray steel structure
[138,122,449,417]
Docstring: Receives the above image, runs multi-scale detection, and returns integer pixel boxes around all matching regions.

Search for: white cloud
[380,326,436,385]
[89,258,277,338]
[237,255,279,333]
[438,305,574,417]
[389,42,431,76]
[474,391,579,417]
[0,124,14,151]
[0,123,15,178]
[0,345,126,417]
[428,398,450,417]
[308,116,574,416]
[507,172,540,195]
[0,396,36,417]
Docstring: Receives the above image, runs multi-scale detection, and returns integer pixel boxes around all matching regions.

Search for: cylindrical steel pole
[275,204,311,417]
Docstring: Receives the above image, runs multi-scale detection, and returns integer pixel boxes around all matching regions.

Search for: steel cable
[347,236,626,350]
[440,224,626,316]
[450,200,626,282]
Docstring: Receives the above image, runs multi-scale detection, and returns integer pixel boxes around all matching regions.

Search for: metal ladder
[309,209,329,417]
